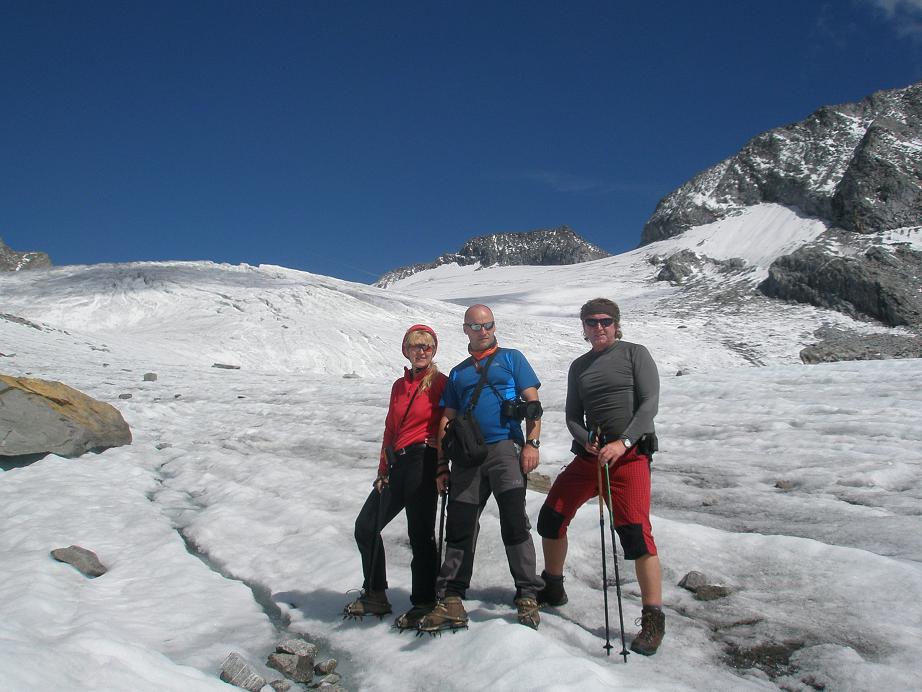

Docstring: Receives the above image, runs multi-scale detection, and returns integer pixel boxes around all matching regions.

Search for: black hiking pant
[354,445,439,605]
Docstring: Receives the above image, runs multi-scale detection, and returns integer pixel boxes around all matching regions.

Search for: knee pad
[537,504,566,539]
[615,523,648,560]
[496,488,529,545]
[445,501,479,542]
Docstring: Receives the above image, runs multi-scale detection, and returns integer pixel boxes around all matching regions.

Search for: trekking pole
[603,461,630,662]
[437,488,448,563]
[368,454,393,594]
[596,462,614,656]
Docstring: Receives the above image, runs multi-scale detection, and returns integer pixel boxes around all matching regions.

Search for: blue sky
[2,1,921,283]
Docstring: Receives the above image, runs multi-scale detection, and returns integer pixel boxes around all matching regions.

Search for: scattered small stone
[102,363,109,367]
[50,545,107,578]
[678,571,709,592]
[316,673,342,686]
[220,652,266,692]
[277,639,318,661]
[174,394,181,399]
[775,479,796,491]
[237,395,246,399]
[269,680,292,692]
[342,371,361,379]
[675,368,691,376]
[701,496,719,506]
[213,363,241,370]
[267,652,314,684]
[156,442,172,450]
[118,393,132,400]
[694,584,732,601]
[314,658,337,675]
[143,372,157,381]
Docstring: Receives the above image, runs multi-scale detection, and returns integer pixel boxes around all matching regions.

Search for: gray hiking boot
[394,603,436,632]
[536,570,568,607]
[630,606,665,656]
[515,597,540,630]
[342,590,392,620]
[416,596,468,634]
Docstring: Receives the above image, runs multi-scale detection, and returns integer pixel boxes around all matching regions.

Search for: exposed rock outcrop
[0,238,52,271]
[641,81,922,245]
[759,245,922,327]
[377,226,609,286]
[0,375,132,457]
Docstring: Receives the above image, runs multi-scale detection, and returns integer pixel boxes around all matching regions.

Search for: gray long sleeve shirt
[565,340,659,454]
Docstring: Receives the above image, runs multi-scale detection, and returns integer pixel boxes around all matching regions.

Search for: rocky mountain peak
[641,80,922,244]
[0,238,52,271]
[376,226,609,287]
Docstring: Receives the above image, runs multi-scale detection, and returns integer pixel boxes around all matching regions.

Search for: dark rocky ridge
[376,226,610,287]
[0,238,51,271]
[641,80,922,245]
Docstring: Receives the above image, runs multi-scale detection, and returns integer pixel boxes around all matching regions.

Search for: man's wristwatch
[526,439,540,449]
[620,436,633,448]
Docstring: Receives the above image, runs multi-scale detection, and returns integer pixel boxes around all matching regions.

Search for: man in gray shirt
[536,297,665,656]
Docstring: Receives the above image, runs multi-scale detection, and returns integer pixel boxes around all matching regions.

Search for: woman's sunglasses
[584,317,614,328]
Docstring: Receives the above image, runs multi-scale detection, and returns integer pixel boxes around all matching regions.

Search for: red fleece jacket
[378,366,448,476]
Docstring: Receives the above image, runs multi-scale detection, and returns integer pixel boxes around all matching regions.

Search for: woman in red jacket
[344,324,448,630]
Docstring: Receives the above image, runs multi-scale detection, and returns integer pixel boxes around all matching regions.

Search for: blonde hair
[405,329,440,390]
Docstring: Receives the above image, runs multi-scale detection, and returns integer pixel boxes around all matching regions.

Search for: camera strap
[464,351,498,415]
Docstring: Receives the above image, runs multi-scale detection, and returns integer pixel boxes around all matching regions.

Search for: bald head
[463,304,496,351]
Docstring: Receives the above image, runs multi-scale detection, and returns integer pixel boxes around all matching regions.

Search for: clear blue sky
[2,1,921,283]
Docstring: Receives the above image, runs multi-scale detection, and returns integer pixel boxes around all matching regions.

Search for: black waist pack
[443,413,487,467]
[443,352,497,468]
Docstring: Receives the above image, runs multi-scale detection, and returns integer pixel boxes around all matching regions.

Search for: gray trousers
[437,439,544,600]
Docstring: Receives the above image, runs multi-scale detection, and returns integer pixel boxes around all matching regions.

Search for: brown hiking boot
[393,603,436,632]
[416,596,468,634]
[630,606,665,656]
[515,597,540,630]
[342,590,392,620]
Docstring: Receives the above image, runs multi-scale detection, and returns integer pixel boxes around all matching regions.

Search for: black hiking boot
[630,606,665,656]
[515,596,540,630]
[342,590,392,620]
[415,596,468,635]
[536,570,568,607]
[393,603,436,632]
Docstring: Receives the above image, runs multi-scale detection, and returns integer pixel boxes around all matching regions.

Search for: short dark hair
[580,298,620,322]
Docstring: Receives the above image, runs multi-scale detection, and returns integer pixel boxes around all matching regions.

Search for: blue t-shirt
[441,348,541,444]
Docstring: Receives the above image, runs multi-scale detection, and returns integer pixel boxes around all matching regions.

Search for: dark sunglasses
[584,317,614,328]
[464,321,495,331]
[407,343,433,353]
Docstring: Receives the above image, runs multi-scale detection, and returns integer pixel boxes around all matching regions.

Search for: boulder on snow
[0,374,132,457]
[50,545,107,578]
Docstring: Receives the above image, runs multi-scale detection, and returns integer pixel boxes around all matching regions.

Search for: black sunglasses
[464,321,495,331]
[584,317,614,328]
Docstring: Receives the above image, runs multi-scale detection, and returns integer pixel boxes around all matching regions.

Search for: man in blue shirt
[417,304,545,632]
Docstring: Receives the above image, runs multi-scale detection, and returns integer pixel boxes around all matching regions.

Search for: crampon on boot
[515,597,540,630]
[393,603,435,632]
[342,590,392,620]
[415,596,468,635]
[536,570,568,607]
[629,605,665,656]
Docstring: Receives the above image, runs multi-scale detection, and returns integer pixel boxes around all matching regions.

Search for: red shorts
[539,448,657,559]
